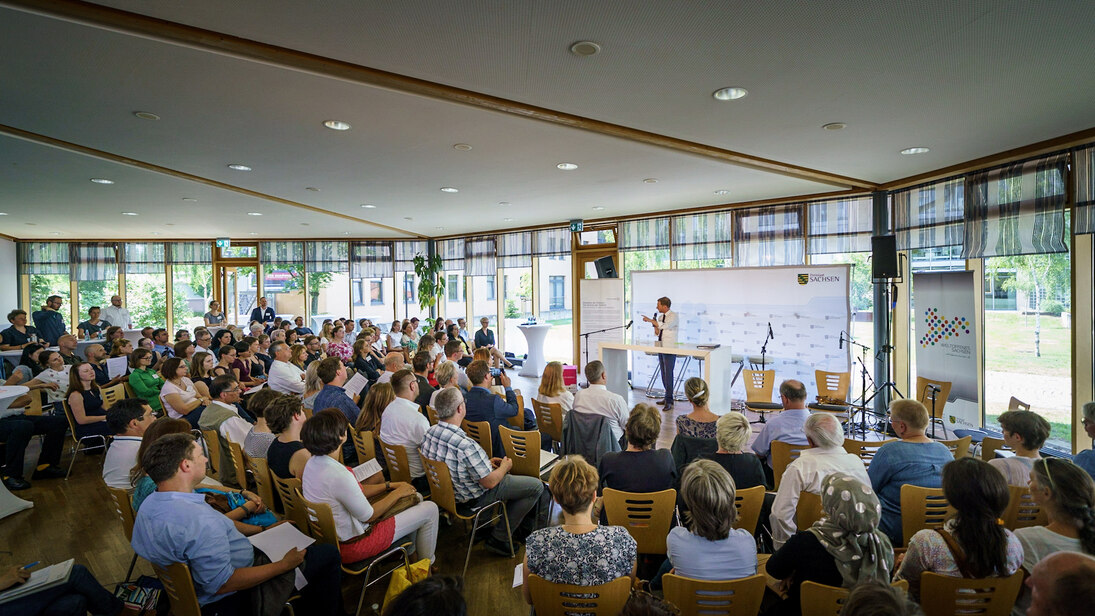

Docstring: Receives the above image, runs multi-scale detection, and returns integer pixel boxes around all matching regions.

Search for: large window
[485,275,496,301]
[263,265,305,322]
[352,277,392,324]
[810,252,875,399]
[447,274,461,302]
[311,271,350,325]
[501,267,532,357]
[76,280,115,329]
[469,276,496,334]
[621,249,669,321]
[538,255,573,362]
[395,272,429,322]
[125,274,167,329]
[173,265,213,331]
[549,276,565,310]
[29,274,72,332]
[440,271,465,323]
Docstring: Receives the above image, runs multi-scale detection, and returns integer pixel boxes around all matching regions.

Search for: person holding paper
[131,432,343,615]
[0,561,125,616]
[198,375,255,487]
[161,357,210,429]
[311,358,361,465]
[84,343,127,388]
[641,296,678,410]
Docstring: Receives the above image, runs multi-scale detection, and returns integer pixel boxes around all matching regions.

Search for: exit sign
[569,220,584,232]
[215,237,231,248]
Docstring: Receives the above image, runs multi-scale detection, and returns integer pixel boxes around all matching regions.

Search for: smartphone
[490,367,501,377]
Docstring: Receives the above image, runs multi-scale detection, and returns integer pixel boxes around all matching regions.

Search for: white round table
[0,384,35,517]
[0,385,29,413]
[517,323,552,377]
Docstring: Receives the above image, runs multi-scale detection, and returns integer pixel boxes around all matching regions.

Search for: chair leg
[64,443,78,480]
[124,553,138,583]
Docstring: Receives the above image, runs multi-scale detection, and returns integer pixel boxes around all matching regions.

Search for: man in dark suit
[249,296,275,325]
[462,360,535,457]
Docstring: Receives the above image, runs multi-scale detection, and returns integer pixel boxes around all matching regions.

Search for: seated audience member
[85,342,126,387]
[522,454,635,604]
[599,404,677,495]
[446,323,471,358]
[151,328,174,358]
[379,370,431,492]
[161,357,210,429]
[102,398,155,490]
[130,417,224,511]
[356,382,394,433]
[175,329,191,342]
[423,388,545,555]
[0,562,125,616]
[301,362,323,410]
[429,361,460,409]
[427,332,446,369]
[311,357,361,463]
[463,360,534,457]
[1026,551,1095,616]
[535,361,574,413]
[838,581,923,616]
[351,338,381,382]
[1012,458,1095,613]
[676,377,719,439]
[210,328,233,352]
[456,318,471,345]
[699,411,767,489]
[76,305,110,339]
[0,308,39,351]
[869,399,954,545]
[230,340,263,388]
[0,387,67,491]
[443,340,472,388]
[266,395,310,480]
[212,345,236,379]
[65,362,113,440]
[767,473,893,616]
[198,375,254,486]
[1072,401,1095,480]
[301,409,439,565]
[173,340,195,365]
[382,575,467,616]
[127,348,164,413]
[571,360,629,443]
[6,342,45,385]
[36,350,70,410]
[771,413,869,549]
[303,335,324,366]
[325,325,352,363]
[293,316,313,336]
[752,379,811,472]
[138,337,166,371]
[400,321,418,357]
[619,592,681,616]
[130,433,342,615]
[193,328,214,354]
[473,317,513,368]
[267,341,306,395]
[255,334,273,373]
[377,352,404,384]
[56,334,81,366]
[894,458,1022,601]
[189,351,217,400]
[412,351,437,411]
[242,388,281,459]
[990,409,1051,485]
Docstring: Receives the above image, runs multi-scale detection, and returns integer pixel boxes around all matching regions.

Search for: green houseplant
[413,252,446,326]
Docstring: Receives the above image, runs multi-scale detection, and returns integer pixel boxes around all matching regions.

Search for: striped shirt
[420,422,492,503]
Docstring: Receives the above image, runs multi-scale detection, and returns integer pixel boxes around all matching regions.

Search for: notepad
[343,372,369,398]
[0,559,74,605]
[512,563,524,588]
[244,383,266,395]
[352,458,383,483]
[106,356,128,379]
[248,523,316,590]
[539,450,560,471]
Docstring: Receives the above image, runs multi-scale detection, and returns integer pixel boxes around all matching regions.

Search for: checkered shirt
[420,421,492,503]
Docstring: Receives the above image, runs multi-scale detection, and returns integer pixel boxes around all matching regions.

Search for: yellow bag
[382,557,431,610]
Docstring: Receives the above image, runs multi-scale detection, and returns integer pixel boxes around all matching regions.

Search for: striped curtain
[733,204,805,266]
[394,241,427,273]
[533,228,570,256]
[168,242,213,264]
[892,179,965,250]
[438,238,464,272]
[350,241,393,278]
[619,217,670,252]
[305,241,349,273]
[498,231,532,268]
[124,243,166,274]
[69,242,118,281]
[962,153,1069,258]
[807,196,873,254]
[464,236,497,276]
[260,241,305,265]
[1075,145,1095,235]
[671,212,732,261]
[19,242,70,275]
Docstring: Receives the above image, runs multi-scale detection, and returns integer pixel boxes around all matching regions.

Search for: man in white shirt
[571,360,629,442]
[101,295,132,330]
[267,341,305,395]
[642,296,679,410]
[769,413,869,549]
[193,328,214,355]
[198,375,255,486]
[376,352,405,384]
[752,379,812,472]
[102,398,155,490]
[379,369,431,491]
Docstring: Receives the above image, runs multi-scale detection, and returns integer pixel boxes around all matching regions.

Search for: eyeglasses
[224,388,241,395]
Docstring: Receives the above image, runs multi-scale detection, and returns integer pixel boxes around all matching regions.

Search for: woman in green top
[127,347,164,412]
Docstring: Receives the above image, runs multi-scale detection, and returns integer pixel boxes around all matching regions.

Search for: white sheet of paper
[244,383,266,395]
[106,356,128,379]
[539,450,560,471]
[248,523,316,590]
[352,458,382,483]
[343,372,369,398]
[512,563,523,588]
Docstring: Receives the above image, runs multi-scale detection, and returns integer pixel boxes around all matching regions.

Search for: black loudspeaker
[871,235,899,279]
[593,255,618,278]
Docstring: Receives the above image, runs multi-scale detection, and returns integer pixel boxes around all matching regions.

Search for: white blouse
[39,368,69,404]
[535,390,575,413]
[161,377,200,419]
[302,454,372,541]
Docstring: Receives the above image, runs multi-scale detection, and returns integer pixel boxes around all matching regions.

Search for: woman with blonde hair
[289,343,307,370]
[429,361,459,409]
[356,382,394,432]
[302,360,323,410]
[535,361,574,412]
[109,337,133,358]
[676,377,719,439]
[699,411,767,489]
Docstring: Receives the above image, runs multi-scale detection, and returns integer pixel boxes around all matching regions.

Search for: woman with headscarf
[764,472,894,616]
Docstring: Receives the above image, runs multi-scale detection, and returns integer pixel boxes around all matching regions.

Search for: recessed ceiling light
[227,164,252,171]
[150,232,161,236]
[25,222,36,225]
[453,143,473,151]
[556,162,578,170]
[714,189,731,196]
[133,111,160,120]
[247,212,263,216]
[435,226,445,230]
[323,120,352,131]
[121,212,138,216]
[643,178,659,184]
[569,41,601,56]
[503,218,514,222]
[181,197,198,202]
[361,204,376,209]
[498,202,510,207]
[49,232,61,236]
[712,87,748,101]
[0,212,7,216]
[165,222,175,226]
[592,206,605,211]
[900,147,930,155]
[305,187,321,192]
[343,231,351,235]
[249,232,258,236]
[300,223,310,226]
[403,217,414,221]
[440,187,458,193]
[90,178,114,184]
[822,122,847,131]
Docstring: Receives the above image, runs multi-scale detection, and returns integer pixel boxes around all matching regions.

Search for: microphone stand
[844,334,874,438]
[760,323,774,370]
[580,323,632,374]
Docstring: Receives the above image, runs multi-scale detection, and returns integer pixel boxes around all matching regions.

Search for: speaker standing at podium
[642,296,678,411]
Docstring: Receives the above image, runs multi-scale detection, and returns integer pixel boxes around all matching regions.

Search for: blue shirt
[131,490,255,605]
[31,309,65,345]
[667,526,758,581]
[464,386,518,457]
[313,384,360,426]
[1074,450,1095,481]
[751,407,811,465]
[868,440,954,545]
[0,325,38,347]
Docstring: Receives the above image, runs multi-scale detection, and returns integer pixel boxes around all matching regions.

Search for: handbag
[933,528,975,578]
[343,492,422,540]
[382,558,431,611]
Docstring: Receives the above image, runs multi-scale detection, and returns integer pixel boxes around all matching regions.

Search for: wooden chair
[796,491,824,531]
[770,441,812,490]
[919,570,1023,616]
[244,454,276,515]
[915,377,952,439]
[377,436,413,484]
[733,485,766,535]
[498,425,546,479]
[1003,485,1048,530]
[743,369,782,423]
[980,436,1008,461]
[100,383,126,408]
[663,573,766,616]
[507,394,526,429]
[270,473,309,533]
[1008,397,1030,411]
[152,561,296,616]
[226,440,250,489]
[800,580,909,616]
[526,574,631,616]
[60,400,110,480]
[106,485,140,582]
[809,370,852,420]
[351,429,377,464]
[900,485,954,547]
[461,419,492,456]
[199,429,220,477]
[602,488,677,555]
[420,455,512,577]
[123,382,136,398]
[531,399,564,452]
[426,405,439,426]
[842,438,896,468]
[938,435,972,459]
[299,490,413,616]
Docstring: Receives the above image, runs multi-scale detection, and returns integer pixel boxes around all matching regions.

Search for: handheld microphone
[839,332,844,349]
[767,322,774,339]
[625,320,633,329]
[926,384,941,393]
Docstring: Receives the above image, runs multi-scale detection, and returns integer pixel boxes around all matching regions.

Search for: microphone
[625,320,633,329]
[767,322,774,339]
[839,332,844,349]
[926,384,941,392]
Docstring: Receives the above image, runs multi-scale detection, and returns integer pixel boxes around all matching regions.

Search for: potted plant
[413,252,446,328]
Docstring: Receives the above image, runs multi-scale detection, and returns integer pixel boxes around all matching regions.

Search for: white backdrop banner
[578,278,625,375]
[630,266,851,402]
[912,271,980,430]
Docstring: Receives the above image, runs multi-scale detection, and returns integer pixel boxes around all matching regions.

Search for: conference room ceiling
[2,0,1094,240]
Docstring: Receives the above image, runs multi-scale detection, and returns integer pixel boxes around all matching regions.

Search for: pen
[21,561,39,570]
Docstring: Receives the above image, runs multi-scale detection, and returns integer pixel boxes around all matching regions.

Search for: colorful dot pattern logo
[919,308,970,347]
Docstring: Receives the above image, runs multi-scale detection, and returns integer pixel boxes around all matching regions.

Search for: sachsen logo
[797,274,840,285]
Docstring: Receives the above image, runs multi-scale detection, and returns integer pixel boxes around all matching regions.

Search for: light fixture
[165,222,175,226]
[301,223,310,226]
[50,232,61,236]
[714,189,730,196]
[404,216,414,221]
[361,204,376,209]
[440,187,458,193]
[900,147,930,155]
[150,232,161,236]
[592,206,605,211]
[569,41,601,56]
[822,122,847,131]
[0,212,7,216]
[227,164,252,171]
[503,217,513,222]
[90,178,114,184]
[435,226,445,230]
[121,212,138,216]
[453,143,473,151]
[712,87,748,101]
[305,187,321,192]
[323,120,352,131]
[249,232,258,236]
[556,162,578,170]
[247,212,263,216]
[25,222,36,226]
[343,231,351,235]
[498,201,510,207]
[182,197,198,202]
[643,178,659,184]
[134,111,160,120]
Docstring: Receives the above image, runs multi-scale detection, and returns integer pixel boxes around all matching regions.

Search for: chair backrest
[106,485,136,541]
[800,580,909,616]
[1003,485,1048,530]
[508,395,525,429]
[270,473,309,533]
[770,441,811,490]
[663,573,766,616]
[150,561,202,616]
[244,455,276,514]
[226,440,248,489]
[938,435,972,459]
[21,392,43,416]
[815,370,850,401]
[732,485,766,535]
[426,405,439,426]
[461,419,492,456]
[352,429,377,464]
[602,488,677,554]
[100,383,126,408]
[532,399,564,444]
[298,489,339,546]
[796,491,824,531]
[919,570,1023,616]
[377,436,412,483]
[60,400,80,442]
[526,574,631,616]
[915,377,952,419]
[420,455,458,518]
[123,382,136,398]
[900,485,954,546]
[498,425,542,478]
[742,370,775,403]
[200,429,220,474]
[1007,397,1030,411]
[980,437,1008,461]
[842,438,897,468]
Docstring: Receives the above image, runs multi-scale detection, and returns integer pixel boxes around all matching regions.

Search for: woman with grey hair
[301,361,323,410]
[1074,401,1095,480]
[429,361,460,409]
[698,411,767,489]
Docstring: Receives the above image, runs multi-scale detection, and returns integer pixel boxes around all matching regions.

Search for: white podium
[517,323,552,377]
[599,342,734,411]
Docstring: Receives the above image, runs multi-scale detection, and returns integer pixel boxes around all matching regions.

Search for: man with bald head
[1027,551,1095,616]
[752,379,811,474]
[376,352,404,384]
[101,295,131,330]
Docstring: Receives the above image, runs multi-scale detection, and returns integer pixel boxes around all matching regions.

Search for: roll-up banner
[913,271,980,430]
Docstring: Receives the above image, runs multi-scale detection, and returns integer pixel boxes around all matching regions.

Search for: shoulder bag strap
[933,528,974,578]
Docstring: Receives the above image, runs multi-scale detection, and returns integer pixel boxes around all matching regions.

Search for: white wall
[0,238,17,311]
